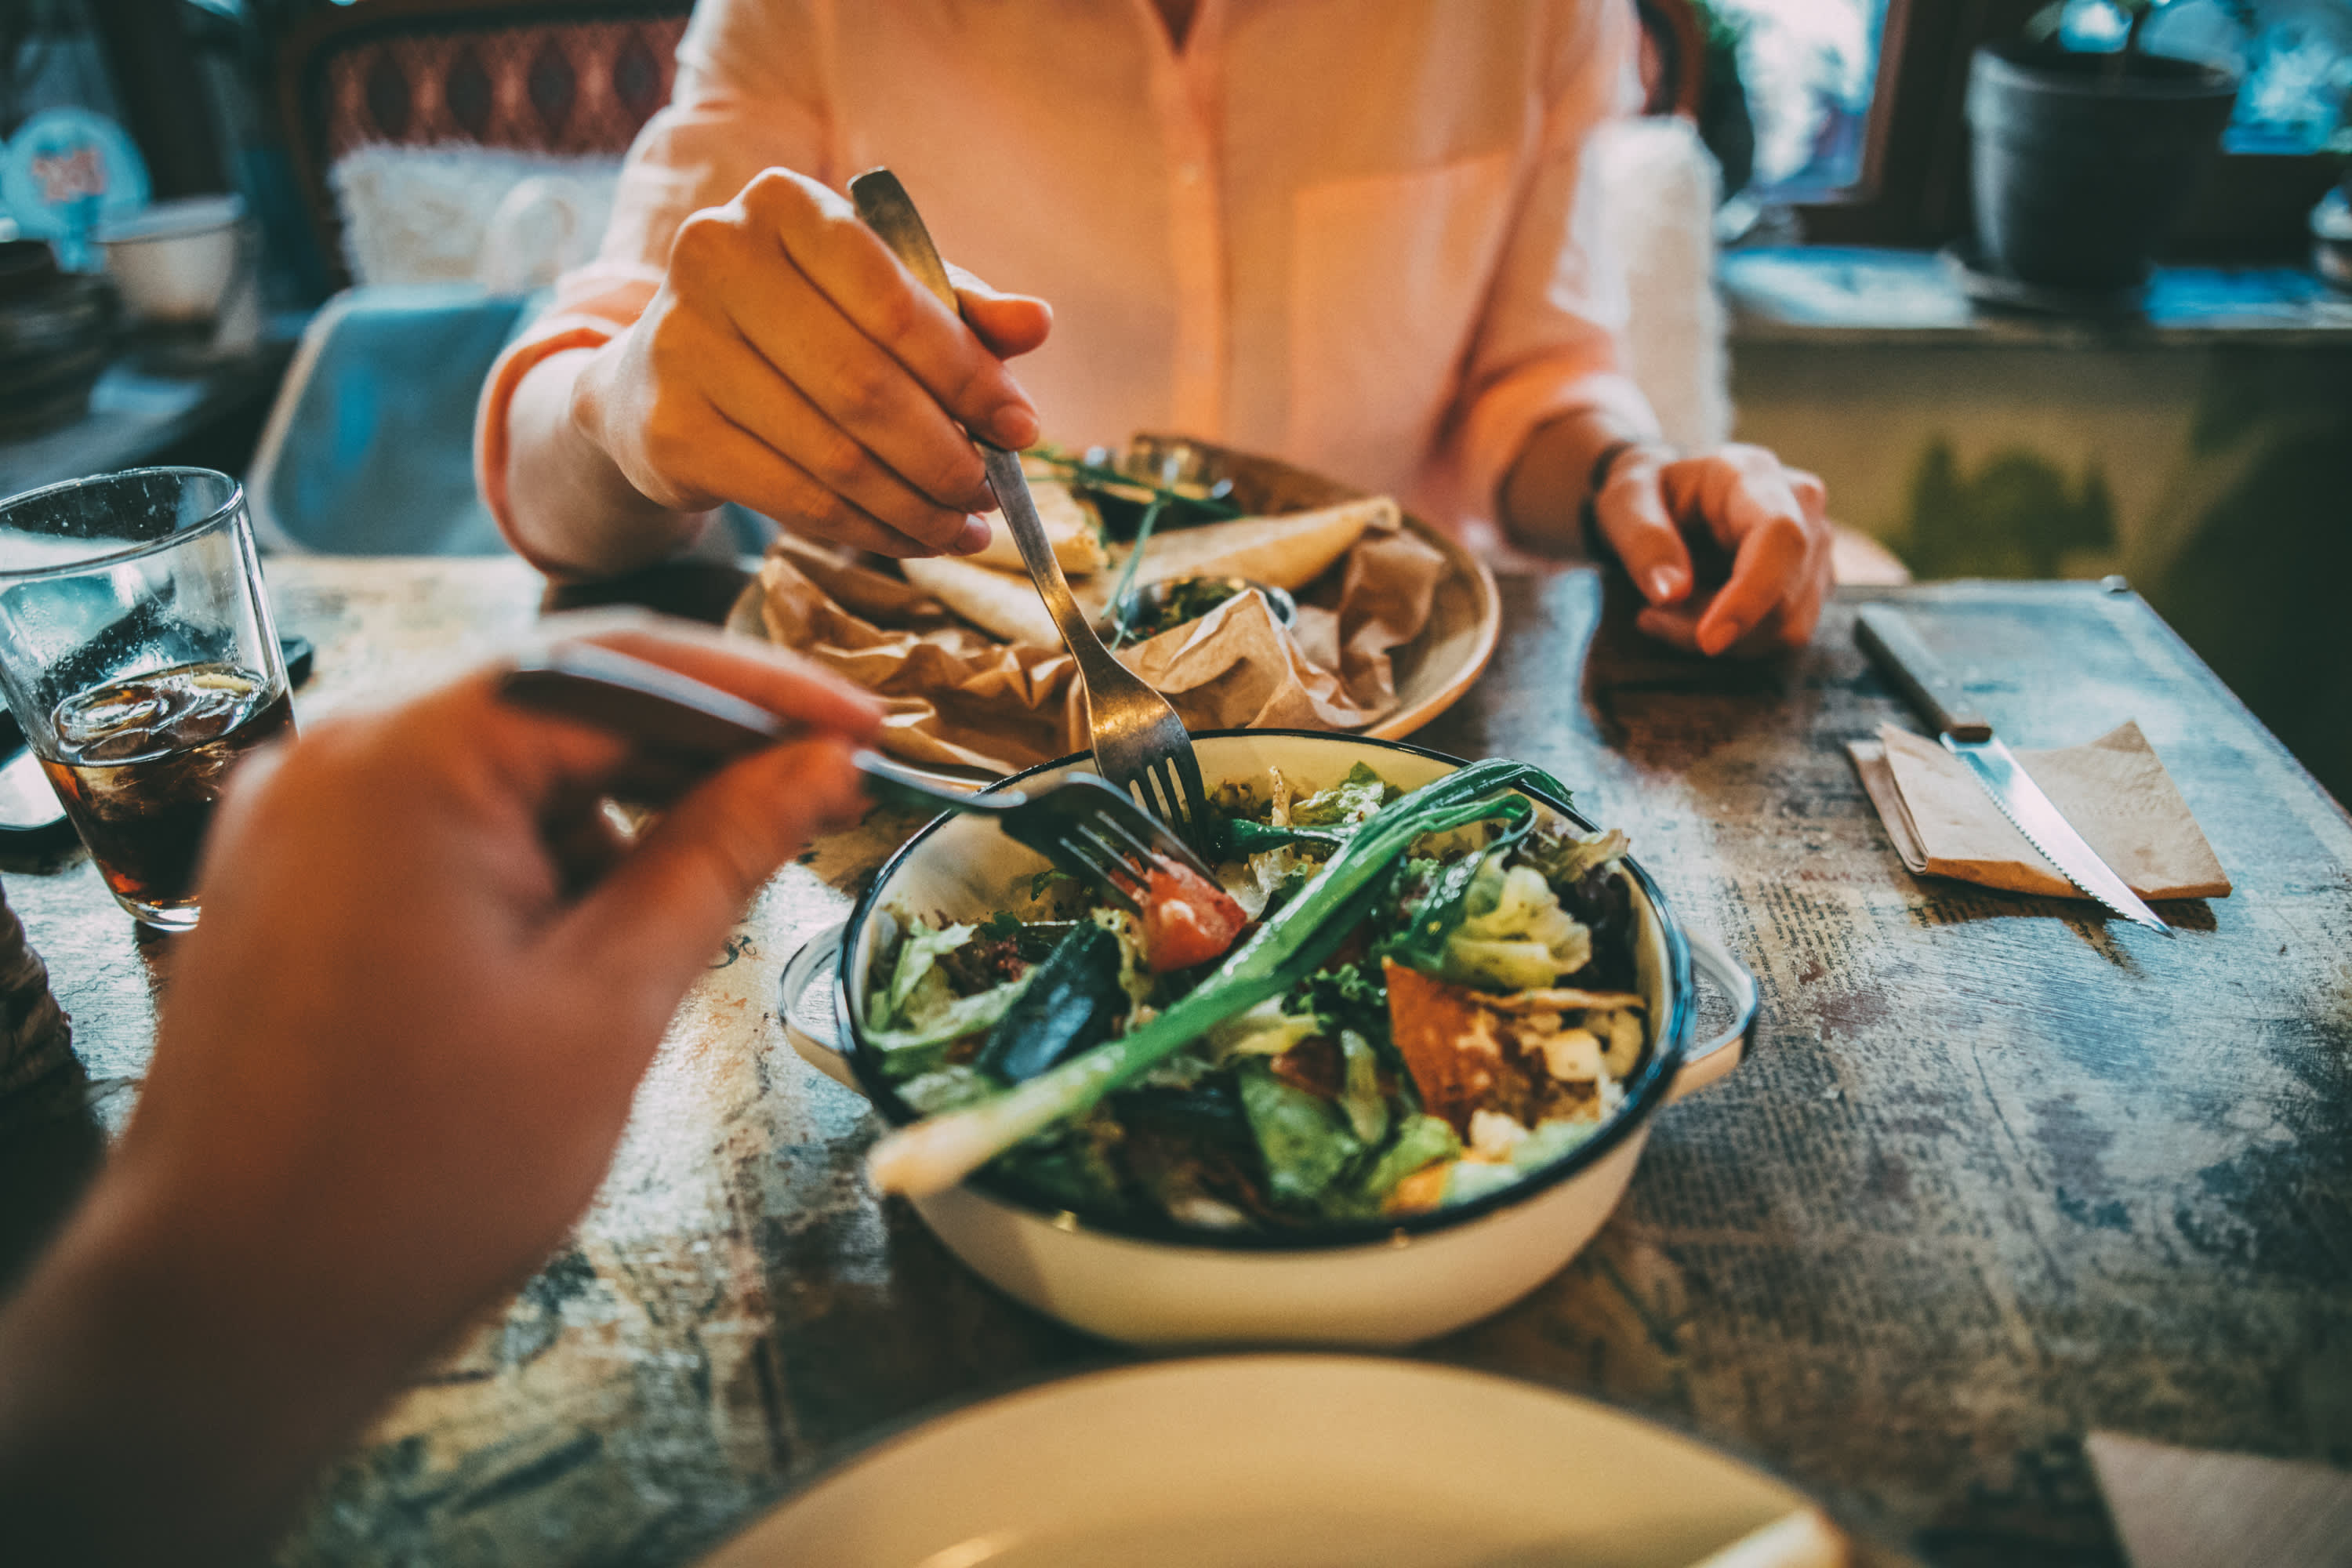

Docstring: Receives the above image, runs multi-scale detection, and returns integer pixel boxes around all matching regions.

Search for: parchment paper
[756,513,1445,772]
[1848,720,2231,902]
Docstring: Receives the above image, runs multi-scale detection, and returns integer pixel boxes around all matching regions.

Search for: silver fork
[496,641,1217,911]
[848,168,1212,850]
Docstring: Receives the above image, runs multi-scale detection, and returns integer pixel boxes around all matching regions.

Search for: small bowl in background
[96,194,245,328]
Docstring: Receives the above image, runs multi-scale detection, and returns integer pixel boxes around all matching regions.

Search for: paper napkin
[2088,1432,2352,1568]
[1847,720,2230,902]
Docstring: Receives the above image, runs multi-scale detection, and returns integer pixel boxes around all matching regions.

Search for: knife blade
[1855,606,2172,935]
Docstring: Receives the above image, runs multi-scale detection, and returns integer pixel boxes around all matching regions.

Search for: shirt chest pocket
[1287,150,1514,497]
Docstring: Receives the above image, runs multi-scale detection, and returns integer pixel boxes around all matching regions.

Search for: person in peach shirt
[482,0,1831,655]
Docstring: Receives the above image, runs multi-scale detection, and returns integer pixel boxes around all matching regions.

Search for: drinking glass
[0,467,292,929]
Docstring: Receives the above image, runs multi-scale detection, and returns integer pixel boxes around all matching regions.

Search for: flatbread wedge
[898,556,1062,649]
[1127,495,1396,592]
[967,478,1111,575]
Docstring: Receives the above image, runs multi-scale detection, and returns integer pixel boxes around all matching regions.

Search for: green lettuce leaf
[1239,1061,1363,1205]
[1337,1029,1389,1145]
[874,916,975,1027]
[1359,1113,1461,1202]
[866,975,1032,1068]
[1289,762,1395,827]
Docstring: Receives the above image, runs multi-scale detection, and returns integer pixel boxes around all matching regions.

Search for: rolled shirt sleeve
[471,0,836,555]
[1439,0,1661,524]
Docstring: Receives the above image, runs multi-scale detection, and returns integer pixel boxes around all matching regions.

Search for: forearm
[0,1162,424,1566]
[1498,405,1661,556]
[502,346,716,579]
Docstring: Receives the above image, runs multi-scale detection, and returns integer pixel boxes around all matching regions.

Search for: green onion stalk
[866,760,1568,1196]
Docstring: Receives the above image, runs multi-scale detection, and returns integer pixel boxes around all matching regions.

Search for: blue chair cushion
[251,284,529,556]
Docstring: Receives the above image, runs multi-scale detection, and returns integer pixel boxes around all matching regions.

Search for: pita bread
[967,479,1110,575]
[899,556,1063,648]
[1127,495,1395,591]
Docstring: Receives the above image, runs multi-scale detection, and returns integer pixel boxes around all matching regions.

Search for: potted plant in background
[1965,0,2242,297]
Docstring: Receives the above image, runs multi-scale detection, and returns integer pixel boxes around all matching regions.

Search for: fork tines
[1008,773,1218,915]
[1126,751,1213,856]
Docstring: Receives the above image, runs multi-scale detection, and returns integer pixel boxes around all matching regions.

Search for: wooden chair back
[275,0,690,287]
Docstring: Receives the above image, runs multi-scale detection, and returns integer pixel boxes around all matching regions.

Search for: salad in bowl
[860,758,1652,1232]
[782,731,1755,1345]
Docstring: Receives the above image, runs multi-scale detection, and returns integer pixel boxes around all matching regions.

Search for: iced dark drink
[0,468,290,929]
[39,663,294,920]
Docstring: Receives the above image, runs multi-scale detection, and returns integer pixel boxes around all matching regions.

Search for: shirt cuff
[1451,363,1661,529]
[473,318,626,575]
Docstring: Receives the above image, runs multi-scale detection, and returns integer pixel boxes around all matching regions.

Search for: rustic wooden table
[2,556,2346,1568]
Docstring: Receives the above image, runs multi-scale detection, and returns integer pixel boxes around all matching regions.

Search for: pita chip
[1127,495,1396,591]
[899,555,1062,649]
[967,478,1111,575]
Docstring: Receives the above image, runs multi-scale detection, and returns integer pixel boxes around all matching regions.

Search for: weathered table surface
[3,555,2347,1568]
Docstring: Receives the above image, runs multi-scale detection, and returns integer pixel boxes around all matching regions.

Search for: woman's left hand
[1590,441,1835,656]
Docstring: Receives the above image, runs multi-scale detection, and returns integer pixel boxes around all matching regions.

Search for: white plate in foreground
[699,1354,1822,1568]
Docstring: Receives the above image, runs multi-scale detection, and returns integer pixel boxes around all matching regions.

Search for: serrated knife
[1855,605,2172,935]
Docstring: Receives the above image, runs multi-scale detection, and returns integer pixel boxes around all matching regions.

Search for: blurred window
[2138,0,2352,154]
[1708,0,1896,201]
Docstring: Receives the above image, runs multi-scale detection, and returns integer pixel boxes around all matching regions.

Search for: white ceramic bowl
[782,731,1757,1348]
[697,1355,1840,1568]
[96,194,245,325]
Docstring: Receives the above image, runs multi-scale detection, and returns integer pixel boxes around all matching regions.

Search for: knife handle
[1855,607,1992,742]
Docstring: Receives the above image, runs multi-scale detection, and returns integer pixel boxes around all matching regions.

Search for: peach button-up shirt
[476,0,1659,556]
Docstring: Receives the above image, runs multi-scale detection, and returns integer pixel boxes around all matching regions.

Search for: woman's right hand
[571,168,1053,559]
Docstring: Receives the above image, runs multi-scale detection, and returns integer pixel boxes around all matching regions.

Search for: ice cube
[152,685,242,751]
[57,689,166,748]
[78,725,162,764]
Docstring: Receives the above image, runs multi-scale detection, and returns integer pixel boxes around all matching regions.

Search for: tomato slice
[1138,861,1249,973]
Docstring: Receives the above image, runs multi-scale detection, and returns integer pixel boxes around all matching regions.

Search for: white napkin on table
[2088,1432,2352,1568]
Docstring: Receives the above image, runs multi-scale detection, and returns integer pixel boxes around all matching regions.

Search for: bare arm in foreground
[0,620,880,1566]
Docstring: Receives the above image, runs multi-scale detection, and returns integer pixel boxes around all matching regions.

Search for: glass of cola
[0,468,293,930]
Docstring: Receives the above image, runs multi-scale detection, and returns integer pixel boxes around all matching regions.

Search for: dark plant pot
[1966,42,2238,290]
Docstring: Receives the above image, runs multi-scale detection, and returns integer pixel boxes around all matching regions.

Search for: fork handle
[498,643,1011,816]
[847,170,1143,707]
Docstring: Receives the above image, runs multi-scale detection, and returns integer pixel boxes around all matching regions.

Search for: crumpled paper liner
[1847,720,2230,902]
[757,513,1446,773]
[758,539,1076,773]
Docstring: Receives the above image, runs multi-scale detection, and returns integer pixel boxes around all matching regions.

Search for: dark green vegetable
[1125,577,1247,640]
[1378,811,1537,981]
[974,922,1126,1083]
[1303,956,1392,1054]
[1216,817,1352,857]
[1239,1062,1363,1205]
[1104,493,1171,648]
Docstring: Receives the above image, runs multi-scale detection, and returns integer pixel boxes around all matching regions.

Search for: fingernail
[1643,567,1683,604]
[1698,619,1737,655]
[990,403,1040,448]
[953,515,993,555]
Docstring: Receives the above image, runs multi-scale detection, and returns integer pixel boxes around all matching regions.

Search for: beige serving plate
[725,434,1501,785]
[695,1355,1869,1567]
